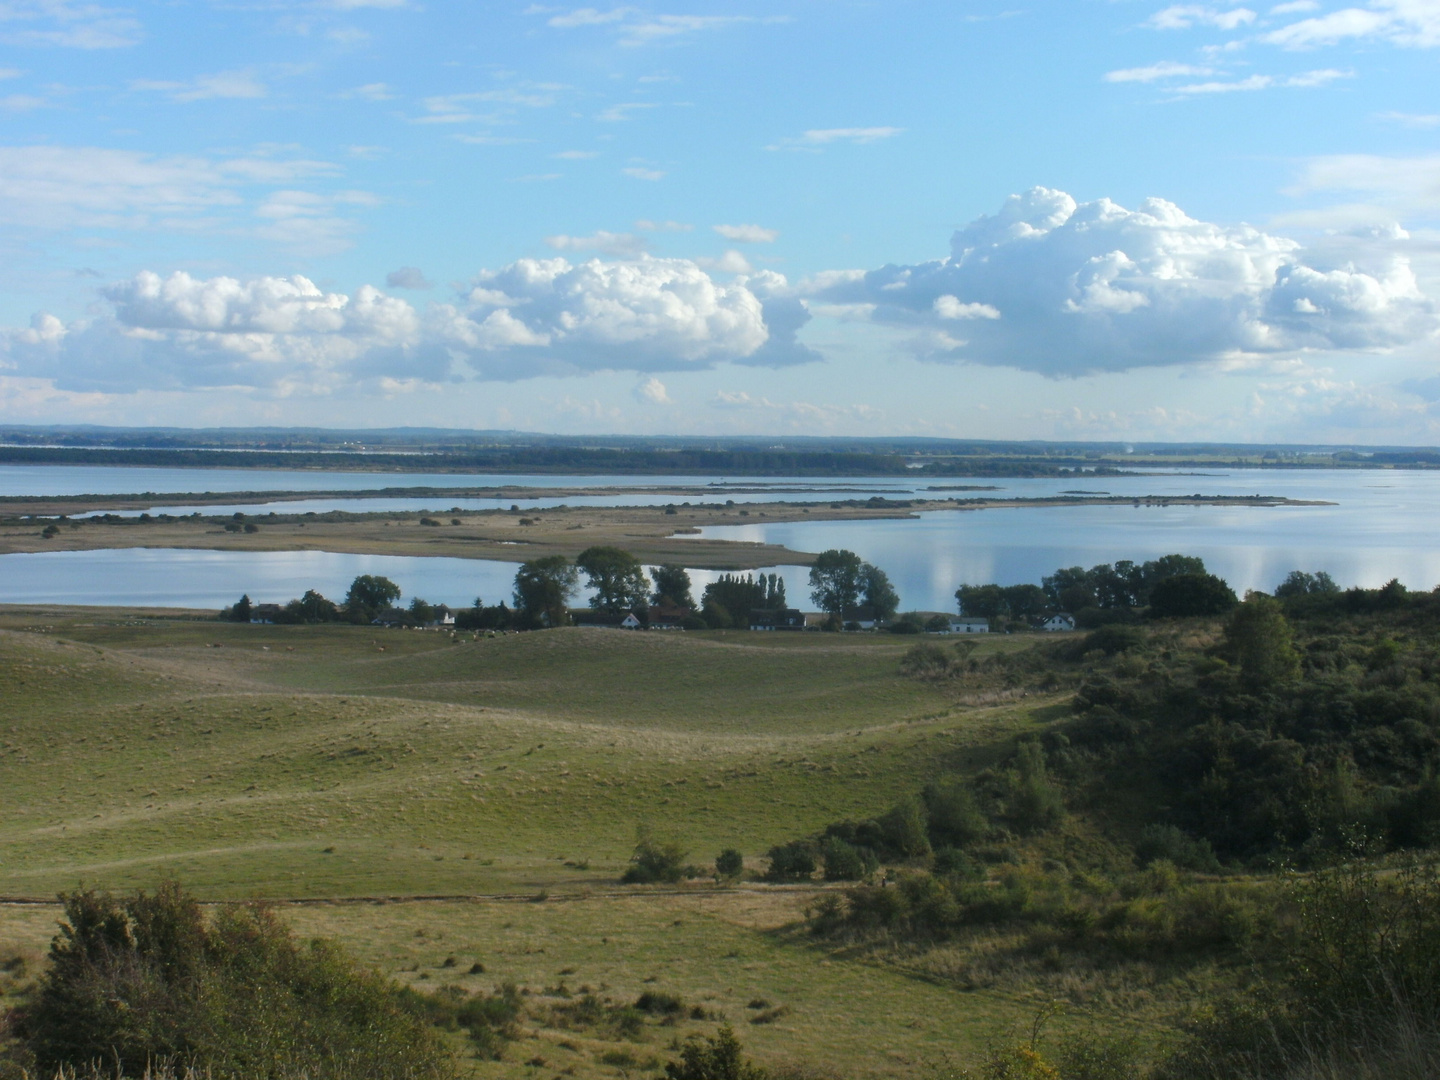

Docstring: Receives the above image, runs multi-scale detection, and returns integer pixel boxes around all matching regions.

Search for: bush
[662,1025,768,1080]
[715,848,744,879]
[764,841,816,882]
[622,830,688,884]
[821,837,876,881]
[1135,825,1221,872]
[1006,743,1064,834]
[1085,625,1145,656]
[923,781,988,849]
[12,882,452,1080]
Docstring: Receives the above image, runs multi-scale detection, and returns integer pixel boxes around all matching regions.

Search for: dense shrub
[662,1025,769,1080]
[764,841,816,882]
[622,831,689,884]
[10,882,452,1080]
[715,848,745,879]
[820,837,877,881]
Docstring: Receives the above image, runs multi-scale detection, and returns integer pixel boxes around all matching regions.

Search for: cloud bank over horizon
[3,187,1433,398]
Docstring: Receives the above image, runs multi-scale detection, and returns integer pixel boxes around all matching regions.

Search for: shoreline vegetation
[0,494,1333,568]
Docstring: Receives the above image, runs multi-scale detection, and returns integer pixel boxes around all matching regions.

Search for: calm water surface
[1,465,1436,610]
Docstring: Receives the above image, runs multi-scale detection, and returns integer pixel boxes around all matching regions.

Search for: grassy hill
[0,612,1077,1077]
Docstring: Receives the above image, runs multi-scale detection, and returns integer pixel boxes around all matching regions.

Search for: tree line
[221,545,909,632]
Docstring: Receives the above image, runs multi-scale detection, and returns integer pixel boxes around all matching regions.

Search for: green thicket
[2,882,453,1080]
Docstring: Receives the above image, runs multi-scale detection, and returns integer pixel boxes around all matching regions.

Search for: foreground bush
[7,882,452,1080]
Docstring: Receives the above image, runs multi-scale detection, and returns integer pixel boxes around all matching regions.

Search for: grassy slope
[0,614,1082,1075]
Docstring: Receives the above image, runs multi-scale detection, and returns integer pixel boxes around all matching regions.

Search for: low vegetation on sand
[1,568,1439,1077]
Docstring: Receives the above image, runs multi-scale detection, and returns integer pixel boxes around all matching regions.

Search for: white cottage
[1041,613,1076,632]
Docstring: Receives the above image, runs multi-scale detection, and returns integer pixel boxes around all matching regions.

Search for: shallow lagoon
[3,465,1439,610]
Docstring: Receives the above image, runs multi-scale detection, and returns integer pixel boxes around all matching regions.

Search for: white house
[1041,613,1076,632]
[620,612,643,630]
[941,618,990,634]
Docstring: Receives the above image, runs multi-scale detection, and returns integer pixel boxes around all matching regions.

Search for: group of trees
[223,575,445,628]
[223,545,908,634]
[957,553,1240,628]
[807,549,899,625]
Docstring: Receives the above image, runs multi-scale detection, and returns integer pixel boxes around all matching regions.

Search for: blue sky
[0,0,1437,441]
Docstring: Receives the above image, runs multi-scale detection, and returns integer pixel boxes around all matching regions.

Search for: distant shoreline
[0,493,1336,569]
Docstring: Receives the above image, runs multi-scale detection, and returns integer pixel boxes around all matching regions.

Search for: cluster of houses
[612,608,1076,633]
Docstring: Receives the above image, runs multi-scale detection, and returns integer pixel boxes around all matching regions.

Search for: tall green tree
[861,565,899,621]
[576,546,651,614]
[1225,591,1301,689]
[650,564,695,608]
[344,575,401,623]
[513,555,579,628]
[809,549,866,619]
[228,594,252,623]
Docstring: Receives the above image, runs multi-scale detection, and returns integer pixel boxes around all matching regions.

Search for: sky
[0,0,1437,442]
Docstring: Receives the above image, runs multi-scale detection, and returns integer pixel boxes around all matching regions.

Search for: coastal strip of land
[0,493,1334,569]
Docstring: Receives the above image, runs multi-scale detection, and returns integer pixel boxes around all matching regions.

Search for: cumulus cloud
[386,267,432,289]
[695,250,752,274]
[634,376,671,403]
[714,223,778,243]
[1,257,820,394]
[802,186,1439,376]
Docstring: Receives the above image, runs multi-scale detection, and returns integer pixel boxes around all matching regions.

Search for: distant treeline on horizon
[2,441,1438,476]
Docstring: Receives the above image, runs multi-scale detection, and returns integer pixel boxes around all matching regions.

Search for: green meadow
[0,612,1071,1076]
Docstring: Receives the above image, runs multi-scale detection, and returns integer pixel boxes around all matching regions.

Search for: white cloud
[0,0,141,48]
[1271,0,1319,11]
[635,375,671,403]
[547,6,634,27]
[1174,74,1274,92]
[713,223,778,243]
[597,101,658,121]
[253,189,373,255]
[386,267,432,289]
[1148,5,1258,30]
[1104,61,1216,82]
[553,149,599,159]
[131,70,267,102]
[2,257,822,394]
[803,186,1439,376]
[1285,67,1353,85]
[770,126,903,151]
[635,219,692,232]
[0,93,46,111]
[416,86,561,124]
[1378,111,1440,127]
[0,146,335,230]
[695,250,752,274]
[1277,153,1440,225]
[1264,1,1440,48]
[544,230,648,256]
[0,67,20,79]
[348,82,394,101]
[622,166,665,180]
[618,14,766,45]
